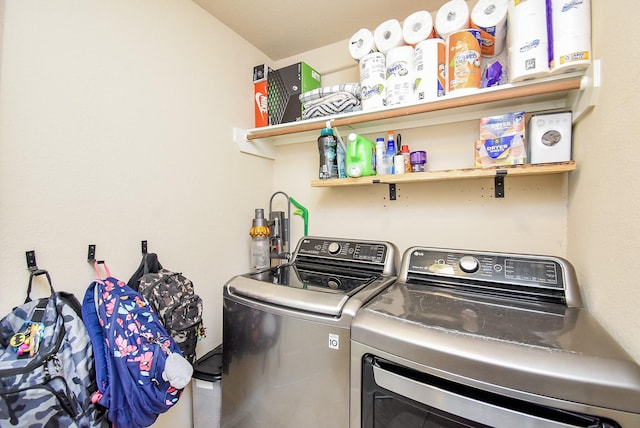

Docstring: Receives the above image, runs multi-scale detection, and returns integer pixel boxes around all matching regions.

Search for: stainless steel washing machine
[350,247,640,427]
[221,236,397,428]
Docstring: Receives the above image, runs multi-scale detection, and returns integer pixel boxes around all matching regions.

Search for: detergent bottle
[346,133,376,178]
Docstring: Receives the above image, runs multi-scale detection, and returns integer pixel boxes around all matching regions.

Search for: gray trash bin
[192,344,222,428]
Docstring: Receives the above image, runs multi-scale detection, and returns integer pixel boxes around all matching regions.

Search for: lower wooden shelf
[311,161,576,187]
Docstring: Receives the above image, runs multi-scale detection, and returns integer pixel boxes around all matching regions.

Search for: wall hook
[25,250,47,276]
[141,240,148,254]
[87,244,105,264]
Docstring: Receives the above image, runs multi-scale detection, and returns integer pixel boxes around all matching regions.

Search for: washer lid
[227,264,380,316]
[351,282,640,414]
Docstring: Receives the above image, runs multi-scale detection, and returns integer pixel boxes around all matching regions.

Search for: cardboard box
[254,81,268,128]
[475,112,527,168]
[253,64,272,83]
[268,62,321,125]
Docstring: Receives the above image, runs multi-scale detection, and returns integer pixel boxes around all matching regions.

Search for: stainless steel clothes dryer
[351,247,640,427]
[222,236,397,428]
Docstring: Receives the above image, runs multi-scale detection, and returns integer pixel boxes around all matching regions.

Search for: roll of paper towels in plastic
[549,0,592,74]
[507,0,550,83]
[359,52,386,110]
[435,0,470,41]
[349,28,377,62]
[385,45,416,106]
[415,38,446,101]
[402,11,435,46]
[374,19,405,54]
[471,0,508,57]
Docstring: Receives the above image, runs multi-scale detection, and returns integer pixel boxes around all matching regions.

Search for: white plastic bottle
[375,137,386,175]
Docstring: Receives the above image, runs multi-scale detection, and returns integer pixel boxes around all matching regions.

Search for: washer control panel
[296,237,389,265]
[405,247,566,292]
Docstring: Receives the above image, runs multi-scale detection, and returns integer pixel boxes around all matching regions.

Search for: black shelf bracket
[495,170,507,198]
[372,179,397,201]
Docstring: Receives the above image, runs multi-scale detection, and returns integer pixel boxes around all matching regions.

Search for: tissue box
[268,62,321,125]
[475,112,527,168]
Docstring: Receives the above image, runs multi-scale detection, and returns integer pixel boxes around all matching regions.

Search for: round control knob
[327,242,341,255]
[459,255,480,273]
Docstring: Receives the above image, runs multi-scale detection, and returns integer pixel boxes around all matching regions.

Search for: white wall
[0,1,273,426]
[567,1,640,360]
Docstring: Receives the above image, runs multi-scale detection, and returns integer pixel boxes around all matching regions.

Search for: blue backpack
[82,263,192,428]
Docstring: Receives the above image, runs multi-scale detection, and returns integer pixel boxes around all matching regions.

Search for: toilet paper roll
[470,0,508,57]
[385,45,416,107]
[359,52,387,110]
[374,18,405,54]
[507,0,550,83]
[435,0,470,41]
[549,0,592,74]
[349,28,377,62]
[402,11,435,46]
[415,38,446,101]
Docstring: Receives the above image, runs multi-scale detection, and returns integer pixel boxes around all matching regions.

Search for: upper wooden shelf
[234,61,599,159]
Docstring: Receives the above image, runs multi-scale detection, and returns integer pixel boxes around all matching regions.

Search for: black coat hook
[25,250,47,276]
[87,244,104,264]
[141,240,148,255]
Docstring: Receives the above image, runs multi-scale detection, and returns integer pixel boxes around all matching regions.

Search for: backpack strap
[26,269,54,304]
[93,262,112,280]
[127,253,163,291]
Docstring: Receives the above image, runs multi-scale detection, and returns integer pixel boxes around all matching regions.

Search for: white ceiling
[192,0,450,61]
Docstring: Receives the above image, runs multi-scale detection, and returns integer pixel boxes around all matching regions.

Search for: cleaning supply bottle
[346,133,376,177]
[386,131,396,174]
[249,208,270,271]
[401,144,411,173]
[317,128,339,179]
[375,137,388,175]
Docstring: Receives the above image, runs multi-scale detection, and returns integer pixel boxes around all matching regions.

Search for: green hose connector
[289,196,308,236]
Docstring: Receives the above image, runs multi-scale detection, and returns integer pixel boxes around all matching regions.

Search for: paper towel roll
[447,29,482,95]
[435,0,470,41]
[550,0,592,74]
[385,45,416,106]
[402,11,435,46]
[415,38,446,101]
[471,0,508,57]
[507,0,550,83]
[359,52,386,110]
[349,28,377,62]
[374,18,405,54]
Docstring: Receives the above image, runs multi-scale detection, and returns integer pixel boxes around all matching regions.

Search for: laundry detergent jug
[346,133,376,177]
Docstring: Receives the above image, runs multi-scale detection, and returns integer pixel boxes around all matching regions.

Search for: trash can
[192,344,223,428]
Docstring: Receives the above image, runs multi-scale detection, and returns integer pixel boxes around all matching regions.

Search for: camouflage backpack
[0,270,107,427]
[137,267,204,365]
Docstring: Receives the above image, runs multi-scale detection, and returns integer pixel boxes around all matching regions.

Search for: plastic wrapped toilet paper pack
[435,0,470,41]
[415,38,446,101]
[402,10,435,46]
[507,0,550,82]
[374,18,405,54]
[549,0,592,74]
[359,52,386,110]
[349,28,377,62]
[385,45,416,106]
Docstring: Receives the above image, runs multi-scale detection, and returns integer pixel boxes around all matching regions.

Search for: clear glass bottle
[250,208,270,271]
